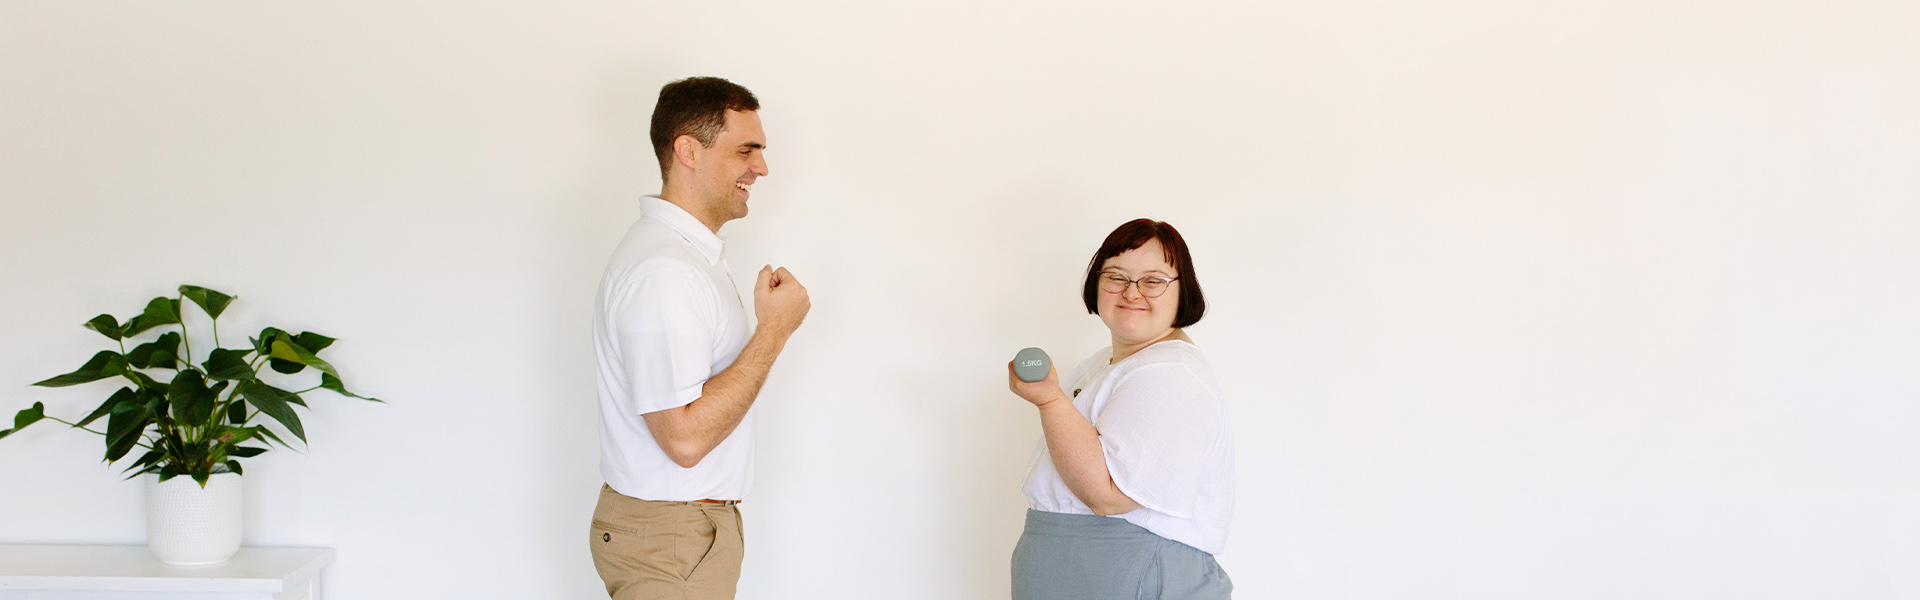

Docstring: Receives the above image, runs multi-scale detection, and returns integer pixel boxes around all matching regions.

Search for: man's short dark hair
[650,77,760,179]
[1081,219,1208,328]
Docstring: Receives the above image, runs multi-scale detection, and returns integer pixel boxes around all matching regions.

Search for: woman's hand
[1008,361,1069,409]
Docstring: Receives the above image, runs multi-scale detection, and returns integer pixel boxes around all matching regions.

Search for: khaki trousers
[590,485,744,600]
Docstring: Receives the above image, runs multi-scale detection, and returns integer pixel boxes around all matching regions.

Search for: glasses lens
[1101,273,1130,293]
[1139,278,1169,297]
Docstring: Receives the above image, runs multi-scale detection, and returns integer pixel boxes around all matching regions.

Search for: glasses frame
[1098,271,1181,298]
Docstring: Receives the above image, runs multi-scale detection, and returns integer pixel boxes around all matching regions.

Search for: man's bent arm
[641,326,787,468]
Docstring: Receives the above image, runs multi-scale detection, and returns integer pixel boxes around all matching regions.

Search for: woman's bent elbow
[1088,500,1139,516]
[1086,491,1142,515]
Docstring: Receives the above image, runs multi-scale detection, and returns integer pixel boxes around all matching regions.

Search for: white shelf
[0,545,332,600]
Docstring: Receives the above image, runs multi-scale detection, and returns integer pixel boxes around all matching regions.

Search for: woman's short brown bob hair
[1082,219,1207,328]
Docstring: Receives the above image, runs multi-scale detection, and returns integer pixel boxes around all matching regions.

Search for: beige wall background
[3,1,1917,598]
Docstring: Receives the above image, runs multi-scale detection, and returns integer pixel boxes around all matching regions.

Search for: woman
[1008,218,1235,599]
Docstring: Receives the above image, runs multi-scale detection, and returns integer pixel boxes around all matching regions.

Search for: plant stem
[43,416,156,451]
[177,295,193,369]
[44,416,105,436]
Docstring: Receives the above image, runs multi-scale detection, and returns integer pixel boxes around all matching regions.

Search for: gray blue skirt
[1012,509,1233,600]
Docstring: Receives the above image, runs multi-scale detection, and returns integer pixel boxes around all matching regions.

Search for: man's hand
[753,265,810,339]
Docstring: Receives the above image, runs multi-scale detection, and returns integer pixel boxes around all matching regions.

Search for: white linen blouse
[1021,339,1236,555]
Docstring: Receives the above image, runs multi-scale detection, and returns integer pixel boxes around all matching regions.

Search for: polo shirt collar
[639,195,725,265]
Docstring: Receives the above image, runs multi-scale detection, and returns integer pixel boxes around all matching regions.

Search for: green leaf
[3,402,49,440]
[33,351,127,387]
[293,332,335,354]
[202,348,255,381]
[104,402,152,462]
[225,460,243,476]
[126,331,182,370]
[158,430,184,456]
[228,445,267,458]
[78,387,139,428]
[84,314,124,341]
[252,426,291,449]
[167,370,217,425]
[205,381,230,424]
[251,327,285,356]
[268,331,339,375]
[178,286,234,320]
[226,400,248,425]
[15,402,45,429]
[122,297,182,337]
[123,449,164,473]
[320,373,383,403]
[240,381,306,444]
[269,340,338,379]
[212,425,256,446]
[136,385,167,412]
[127,370,164,394]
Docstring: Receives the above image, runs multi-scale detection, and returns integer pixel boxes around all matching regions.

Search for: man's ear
[673,135,702,172]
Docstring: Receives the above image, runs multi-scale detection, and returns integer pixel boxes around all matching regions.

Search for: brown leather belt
[694,499,739,505]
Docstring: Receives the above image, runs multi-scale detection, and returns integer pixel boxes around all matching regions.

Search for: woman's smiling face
[1096,238,1182,346]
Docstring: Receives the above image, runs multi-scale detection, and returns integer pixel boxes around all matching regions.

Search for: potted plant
[1,285,380,565]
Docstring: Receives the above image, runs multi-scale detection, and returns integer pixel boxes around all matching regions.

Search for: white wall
[3,1,1917,598]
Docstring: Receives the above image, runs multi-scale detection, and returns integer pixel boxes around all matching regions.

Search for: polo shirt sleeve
[609,263,717,415]
[1095,363,1222,519]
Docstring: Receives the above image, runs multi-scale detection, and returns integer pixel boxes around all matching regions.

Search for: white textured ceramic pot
[145,472,243,565]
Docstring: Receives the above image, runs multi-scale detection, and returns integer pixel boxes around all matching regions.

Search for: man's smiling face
[691,109,768,228]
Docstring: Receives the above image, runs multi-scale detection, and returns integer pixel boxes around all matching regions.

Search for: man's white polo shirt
[594,195,754,501]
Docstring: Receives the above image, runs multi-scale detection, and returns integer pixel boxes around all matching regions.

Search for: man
[589,76,810,600]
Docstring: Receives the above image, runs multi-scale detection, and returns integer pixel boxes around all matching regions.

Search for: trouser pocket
[686,505,744,588]
[589,518,657,597]
[677,510,720,581]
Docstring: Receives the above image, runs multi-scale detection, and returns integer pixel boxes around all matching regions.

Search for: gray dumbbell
[1013,347,1052,383]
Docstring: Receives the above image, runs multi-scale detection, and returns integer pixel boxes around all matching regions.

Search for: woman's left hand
[1007,361,1068,409]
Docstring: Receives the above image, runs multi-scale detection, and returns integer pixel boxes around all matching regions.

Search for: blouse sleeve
[1095,362,1222,519]
[609,262,717,415]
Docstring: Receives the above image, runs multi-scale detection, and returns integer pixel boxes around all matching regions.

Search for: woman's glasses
[1099,272,1179,298]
